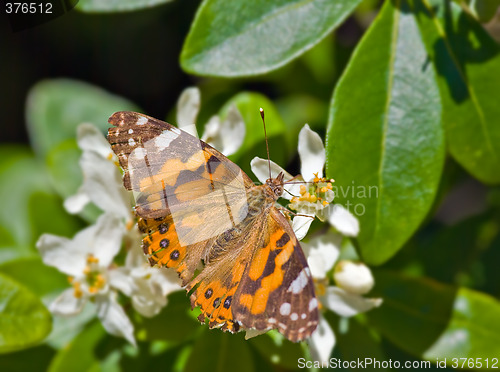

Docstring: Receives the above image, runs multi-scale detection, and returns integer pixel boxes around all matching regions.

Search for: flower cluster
[36,87,381,361]
[250,123,381,362]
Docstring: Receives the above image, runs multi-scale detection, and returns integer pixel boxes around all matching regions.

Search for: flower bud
[334,260,374,295]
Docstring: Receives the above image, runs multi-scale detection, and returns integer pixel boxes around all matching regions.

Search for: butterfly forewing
[109,111,252,245]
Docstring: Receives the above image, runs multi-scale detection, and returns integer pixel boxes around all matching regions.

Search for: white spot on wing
[171,126,181,135]
[290,313,298,321]
[305,267,311,277]
[128,138,136,146]
[268,318,276,324]
[308,298,318,312]
[279,302,291,316]
[132,147,146,159]
[128,129,134,134]
[287,269,309,294]
[136,116,148,126]
[154,129,180,150]
[301,313,307,319]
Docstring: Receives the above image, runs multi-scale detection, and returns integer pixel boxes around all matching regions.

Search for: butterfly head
[265,172,285,200]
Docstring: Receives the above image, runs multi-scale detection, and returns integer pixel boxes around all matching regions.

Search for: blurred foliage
[1,0,500,370]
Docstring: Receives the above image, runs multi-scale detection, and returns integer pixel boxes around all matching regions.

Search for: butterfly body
[108,111,318,342]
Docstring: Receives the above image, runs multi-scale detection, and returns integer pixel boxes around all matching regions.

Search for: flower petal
[298,124,325,181]
[321,286,383,317]
[308,315,336,365]
[327,204,360,237]
[244,328,268,340]
[50,288,86,316]
[79,150,132,220]
[37,230,93,277]
[90,213,125,266]
[176,87,200,130]
[306,232,342,279]
[108,267,135,297]
[77,123,112,158]
[96,293,136,346]
[291,214,314,241]
[63,186,90,214]
[212,105,245,156]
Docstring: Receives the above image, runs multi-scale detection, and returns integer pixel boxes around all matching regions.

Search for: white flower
[176,87,245,156]
[36,213,136,346]
[302,231,382,364]
[251,124,359,240]
[108,235,182,317]
[64,123,132,221]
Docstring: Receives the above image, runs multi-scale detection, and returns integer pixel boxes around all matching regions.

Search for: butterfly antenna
[260,108,272,179]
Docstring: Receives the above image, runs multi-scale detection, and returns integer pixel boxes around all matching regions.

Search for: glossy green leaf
[26,79,138,157]
[368,271,500,364]
[0,272,52,353]
[185,330,254,372]
[220,92,288,176]
[326,0,444,264]
[48,321,106,372]
[413,0,500,184]
[181,0,363,77]
[76,0,172,12]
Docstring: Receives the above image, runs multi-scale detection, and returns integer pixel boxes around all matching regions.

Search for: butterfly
[107,111,319,342]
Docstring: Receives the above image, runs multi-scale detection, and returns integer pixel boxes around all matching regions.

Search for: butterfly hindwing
[232,208,319,342]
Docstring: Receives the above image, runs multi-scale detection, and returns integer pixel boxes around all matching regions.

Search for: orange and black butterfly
[107,111,318,342]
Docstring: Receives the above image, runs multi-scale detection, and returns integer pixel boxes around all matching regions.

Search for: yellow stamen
[320,187,327,193]
[291,196,299,203]
[107,153,113,161]
[67,276,74,284]
[327,182,333,190]
[87,255,99,264]
[83,266,91,275]
[309,194,317,203]
[73,282,83,298]
[300,185,306,195]
[323,200,329,206]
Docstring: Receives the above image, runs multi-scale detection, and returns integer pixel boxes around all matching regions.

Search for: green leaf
[470,0,500,23]
[326,0,444,265]
[0,272,52,353]
[368,271,500,364]
[248,331,305,370]
[0,148,52,248]
[135,291,199,344]
[220,92,288,176]
[0,258,67,298]
[413,0,500,184]
[26,79,138,158]
[184,330,254,372]
[0,345,56,372]
[76,0,173,12]
[181,0,363,77]
[48,321,106,372]
[45,139,82,198]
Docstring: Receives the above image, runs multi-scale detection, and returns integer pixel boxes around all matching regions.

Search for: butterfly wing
[108,111,254,246]
[232,207,319,342]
